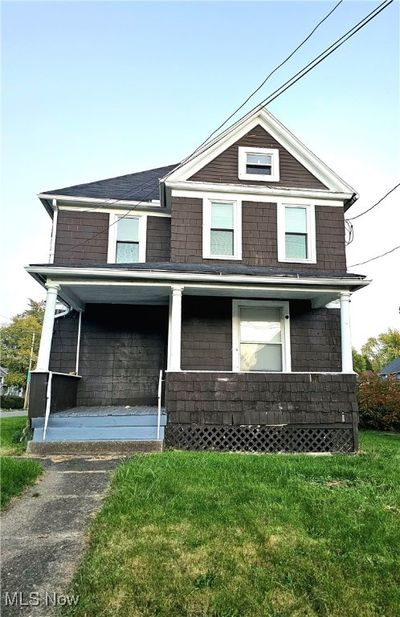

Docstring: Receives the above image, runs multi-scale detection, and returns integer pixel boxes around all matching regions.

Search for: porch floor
[31,406,167,443]
[54,405,167,417]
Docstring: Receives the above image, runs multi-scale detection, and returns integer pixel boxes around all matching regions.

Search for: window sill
[238,173,280,182]
[278,258,317,265]
[202,255,242,261]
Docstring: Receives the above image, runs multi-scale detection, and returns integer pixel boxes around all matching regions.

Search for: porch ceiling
[55,281,345,310]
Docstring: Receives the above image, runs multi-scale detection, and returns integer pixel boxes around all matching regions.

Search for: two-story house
[26,108,369,454]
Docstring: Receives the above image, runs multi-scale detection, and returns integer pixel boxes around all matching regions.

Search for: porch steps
[30,406,167,446]
[26,440,162,456]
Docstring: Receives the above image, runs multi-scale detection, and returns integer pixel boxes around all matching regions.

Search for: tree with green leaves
[0,300,44,389]
[361,328,400,373]
[352,348,372,374]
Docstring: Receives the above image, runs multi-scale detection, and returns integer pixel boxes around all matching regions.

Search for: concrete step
[32,425,165,442]
[27,440,163,456]
[31,414,167,429]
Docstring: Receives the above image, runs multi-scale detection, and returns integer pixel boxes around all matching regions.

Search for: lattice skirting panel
[165,424,355,453]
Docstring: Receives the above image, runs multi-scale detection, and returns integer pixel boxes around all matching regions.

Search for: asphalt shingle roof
[380,357,400,375]
[30,261,365,280]
[42,164,177,202]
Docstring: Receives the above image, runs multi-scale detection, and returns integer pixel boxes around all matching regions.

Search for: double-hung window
[278,203,316,263]
[233,301,290,372]
[108,214,147,263]
[203,199,242,260]
[238,147,280,182]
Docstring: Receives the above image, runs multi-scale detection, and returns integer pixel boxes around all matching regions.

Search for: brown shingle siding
[165,372,357,426]
[146,216,171,261]
[171,197,346,271]
[189,125,327,190]
[181,297,232,371]
[54,210,109,265]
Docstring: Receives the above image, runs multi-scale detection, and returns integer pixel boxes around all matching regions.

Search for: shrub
[0,395,24,410]
[358,373,400,431]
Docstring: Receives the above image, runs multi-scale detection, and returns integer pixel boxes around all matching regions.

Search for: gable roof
[379,357,400,375]
[41,164,177,203]
[163,108,356,197]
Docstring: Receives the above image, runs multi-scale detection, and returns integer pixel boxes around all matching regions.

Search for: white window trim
[203,198,242,261]
[277,201,316,264]
[238,146,280,182]
[107,213,147,263]
[232,300,291,372]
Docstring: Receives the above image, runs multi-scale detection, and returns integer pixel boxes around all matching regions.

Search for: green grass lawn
[0,416,42,508]
[63,432,400,617]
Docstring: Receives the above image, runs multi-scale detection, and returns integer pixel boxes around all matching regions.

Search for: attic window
[238,147,280,182]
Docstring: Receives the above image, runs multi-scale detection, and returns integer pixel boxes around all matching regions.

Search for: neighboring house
[27,108,369,453]
[0,367,24,398]
[379,358,400,380]
[0,367,7,396]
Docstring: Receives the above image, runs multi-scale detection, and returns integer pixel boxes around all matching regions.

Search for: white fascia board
[170,182,350,206]
[38,193,161,209]
[164,108,356,194]
[59,204,170,218]
[26,265,370,290]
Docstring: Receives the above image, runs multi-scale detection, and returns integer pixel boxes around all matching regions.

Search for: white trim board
[26,266,370,289]
[277,201,317,264]
[238,146,280,182]
[202,197,242,261]
[59,204,171,218]
[170,183,348,206]
[107,213,147,264]
[39,194,162,208]
[232,299,291,372]
[164,108,356,194]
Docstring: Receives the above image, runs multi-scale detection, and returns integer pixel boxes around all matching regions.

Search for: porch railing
[157,369,163,440]
[42,371,53,441]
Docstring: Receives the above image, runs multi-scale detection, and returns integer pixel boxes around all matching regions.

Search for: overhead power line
[58,0,345,249]
[168,0,394,177]
[347,182,400,221]
[181,0,344,160]
[349,244,400,268]
[64,0,394,254]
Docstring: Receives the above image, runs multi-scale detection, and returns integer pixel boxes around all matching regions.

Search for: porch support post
[168,285,183,371]
[36,282,60,371]
[340,291,353,372]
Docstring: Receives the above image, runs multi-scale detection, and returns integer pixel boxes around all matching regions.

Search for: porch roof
[26,263,370,310]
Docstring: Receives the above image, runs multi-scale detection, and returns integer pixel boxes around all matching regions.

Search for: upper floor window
[238,147,280,182]
[277,203,316,264]
[108,214,147,263]
[203,199,242,260]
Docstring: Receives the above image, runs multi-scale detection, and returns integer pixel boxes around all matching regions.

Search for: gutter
[344,192,359,212]
[25,265,371,291]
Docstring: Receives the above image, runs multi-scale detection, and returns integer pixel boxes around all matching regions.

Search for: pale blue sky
[1,1,399,347]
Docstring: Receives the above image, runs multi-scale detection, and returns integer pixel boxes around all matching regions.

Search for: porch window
[233,300,291,372]
[238,147,280,182]
[108,214,147,263]
[203,198,242,260]
[277,202,316,263]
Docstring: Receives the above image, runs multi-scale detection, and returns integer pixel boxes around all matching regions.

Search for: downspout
[344,192,358,211]
[49,199,58,263]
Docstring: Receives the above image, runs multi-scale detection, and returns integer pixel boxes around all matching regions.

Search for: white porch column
[36,282,60,371]
[340,291,353,372]
[168,285,183,371]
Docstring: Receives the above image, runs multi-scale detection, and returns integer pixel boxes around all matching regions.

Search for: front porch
[27,267,365,453]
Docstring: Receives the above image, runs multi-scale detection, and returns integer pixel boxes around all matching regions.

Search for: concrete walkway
[1,456,122,616]
[0,410,28,418]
